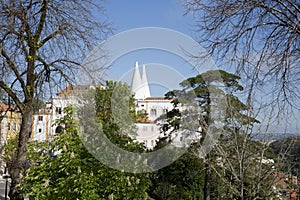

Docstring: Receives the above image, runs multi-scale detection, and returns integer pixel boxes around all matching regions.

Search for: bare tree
[0,0,109,199]
[183,0,300,109]
[183,0,300,198]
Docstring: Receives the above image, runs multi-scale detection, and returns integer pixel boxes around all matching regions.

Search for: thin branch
[0,80,23,113]
[0,48,26,89]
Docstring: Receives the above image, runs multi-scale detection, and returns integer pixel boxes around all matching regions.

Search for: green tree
[78,81,151,173]
[0,1,109,199]
[149,140,205,200]
[210,133,277,199]
[21,106,151,200]
[94,81,146,150]
[164,70,268,199]
[270,136,300,176]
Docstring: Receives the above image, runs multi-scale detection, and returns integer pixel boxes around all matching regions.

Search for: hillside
[270,136,300,176]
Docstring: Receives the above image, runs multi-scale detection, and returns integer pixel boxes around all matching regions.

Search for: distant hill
[270,136,300,176]
[271,133,300,140]
[252,132,300,142]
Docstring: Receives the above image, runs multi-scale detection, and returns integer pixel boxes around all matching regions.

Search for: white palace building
[31,62,190,149]
[130,61,176,148]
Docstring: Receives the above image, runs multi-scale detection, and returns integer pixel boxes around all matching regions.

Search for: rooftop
[144,97,174,101]
[0,103,18,112]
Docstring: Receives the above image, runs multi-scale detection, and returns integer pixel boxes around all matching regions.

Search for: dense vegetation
[270,136,300,176]
[14,74,286,199]
[20,82,151,199]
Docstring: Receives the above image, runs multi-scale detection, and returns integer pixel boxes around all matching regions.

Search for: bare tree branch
[0,1,110,199]
[184,0,300,109]
[0,48,26,90]
[0,81,23,112]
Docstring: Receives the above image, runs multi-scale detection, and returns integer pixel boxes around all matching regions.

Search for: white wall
[32,113,51,141]
[135,123,162,149]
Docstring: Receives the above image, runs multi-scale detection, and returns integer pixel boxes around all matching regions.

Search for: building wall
[0,118,5,143]
[31,84,99,141]
[134,98,176,149]
[50,96,77,136]
[135,123,161,149]
[136,98,175,121]
[32,112,51,141]
[1,110,22,143]
[27,83,184,149]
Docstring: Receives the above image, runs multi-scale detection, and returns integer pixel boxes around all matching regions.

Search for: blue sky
[101,0,200,96]
[105,0,193,35]
[90,0,299,134]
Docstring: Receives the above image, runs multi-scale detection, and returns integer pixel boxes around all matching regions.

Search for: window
[56,107,62,114]
[13,123,17,131]
[7,122,11,131]
[38,128,42,133]
[143,126,147,131]
[163,108,168,114]
[38,115,43,121]
[150,108,157,116]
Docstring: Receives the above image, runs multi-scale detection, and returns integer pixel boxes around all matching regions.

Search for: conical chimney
[141,64,151,98]
[130,62,151,99]
[131,61,142,95]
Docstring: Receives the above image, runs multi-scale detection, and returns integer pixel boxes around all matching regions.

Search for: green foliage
[148,144,205,200]
[270,136,300,176]
[162,70,273,199]
[165,70,259,134]
[3,135,18,166]
[95,81,145,151]
[210,133,277,199]
[32,97,45,112]
[20,106,151,199]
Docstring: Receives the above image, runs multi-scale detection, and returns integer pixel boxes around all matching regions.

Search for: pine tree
[164,70,261,199]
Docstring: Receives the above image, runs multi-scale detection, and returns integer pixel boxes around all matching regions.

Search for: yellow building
[0,103,22,143]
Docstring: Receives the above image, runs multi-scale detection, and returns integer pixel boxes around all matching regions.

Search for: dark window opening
[13,123,17,131]
[56,107,62,114]
[150,108,157,116]
[55,126,64,134]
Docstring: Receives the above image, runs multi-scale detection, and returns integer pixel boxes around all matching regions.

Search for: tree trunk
[204,152,211,200]
[8,107,33,200]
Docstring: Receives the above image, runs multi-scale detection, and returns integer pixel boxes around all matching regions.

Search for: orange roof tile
[0,103,15,112]
[144,97,174,101]
[136,117,153,123]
